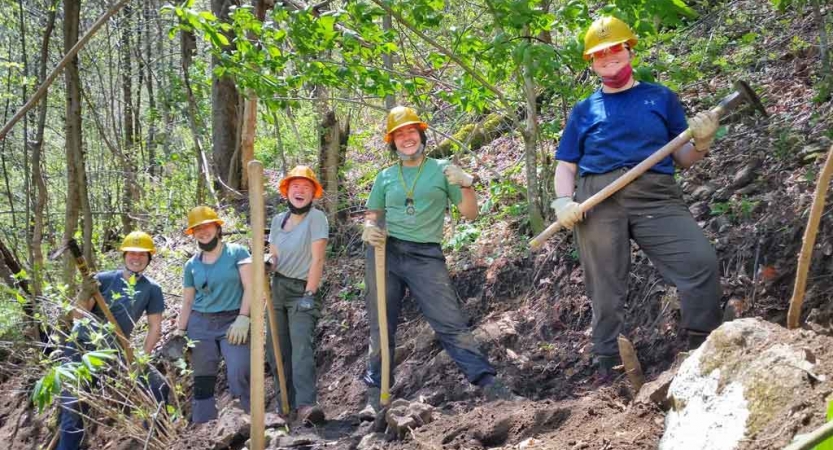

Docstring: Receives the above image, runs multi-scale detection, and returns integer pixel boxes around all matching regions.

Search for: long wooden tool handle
[247,160,266,450]
[264,271,291,415]
[529,84,763,251]
[374,244,391,407]
[67,239,134,365]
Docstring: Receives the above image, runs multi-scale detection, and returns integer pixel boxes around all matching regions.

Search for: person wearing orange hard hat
[359,106,521,421]
[552,16,723,382]
[176,205,253,423]
[57,231,168,450]
[266,165,329,424]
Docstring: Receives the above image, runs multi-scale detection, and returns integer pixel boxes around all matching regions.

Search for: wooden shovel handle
[375,244,391,406]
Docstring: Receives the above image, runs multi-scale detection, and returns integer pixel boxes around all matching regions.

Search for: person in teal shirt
[175,206,253,423]
[359,106,520,420]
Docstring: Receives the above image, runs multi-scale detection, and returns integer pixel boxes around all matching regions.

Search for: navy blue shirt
[556,82,689,176]
[83,269,165,338]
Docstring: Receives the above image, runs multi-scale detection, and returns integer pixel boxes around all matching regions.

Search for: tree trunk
[63,0,83,282]
[520,27,544,234]
[212,0,242,194]
[31,6,57,297]
[120,5,136,233]
[182,29,215,205]
[0,41,15,233]
[383,13,395,110]
[144,0,158,177]
[18,0,30,264]
[318,110,349,226]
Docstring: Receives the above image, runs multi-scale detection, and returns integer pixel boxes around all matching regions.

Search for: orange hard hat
[279,165,324,199]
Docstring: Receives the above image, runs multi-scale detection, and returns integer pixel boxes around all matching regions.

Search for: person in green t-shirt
[359,106,521,420]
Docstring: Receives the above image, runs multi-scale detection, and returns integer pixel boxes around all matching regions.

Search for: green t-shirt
[366,157,463,244]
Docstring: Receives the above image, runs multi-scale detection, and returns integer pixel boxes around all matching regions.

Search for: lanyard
[397,158,427,203]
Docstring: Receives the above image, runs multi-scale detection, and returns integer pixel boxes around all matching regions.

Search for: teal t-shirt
[183,242,251,313]
[366,158,463,244]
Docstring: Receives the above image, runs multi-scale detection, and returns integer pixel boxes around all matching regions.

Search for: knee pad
[193,376,216,400]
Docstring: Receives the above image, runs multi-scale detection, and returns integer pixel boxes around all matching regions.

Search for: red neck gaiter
[602,63,634,89]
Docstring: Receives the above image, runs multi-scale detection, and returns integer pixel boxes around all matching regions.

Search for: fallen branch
[787,144,833,329]
[0,0,131,141]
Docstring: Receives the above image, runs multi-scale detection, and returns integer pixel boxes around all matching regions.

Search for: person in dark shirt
[57,231,168,450]
[552,16,722,381]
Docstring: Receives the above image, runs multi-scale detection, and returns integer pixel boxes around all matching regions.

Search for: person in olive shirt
[266,165,329,424]
[359,106,520,419]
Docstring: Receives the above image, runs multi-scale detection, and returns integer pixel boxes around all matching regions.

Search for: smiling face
[124,251,150,273]
[288,178,314,209]
[590,44,632,78]
[392,124,423,156]
[192,222,220,244]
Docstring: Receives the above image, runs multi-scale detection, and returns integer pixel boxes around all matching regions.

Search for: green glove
[226,315,250,345]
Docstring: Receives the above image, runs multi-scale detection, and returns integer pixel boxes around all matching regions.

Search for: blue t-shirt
[183,243,251,313]
[556,82,689,176]
[82,269,165,338]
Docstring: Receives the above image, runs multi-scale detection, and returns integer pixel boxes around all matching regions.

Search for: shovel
[529,80,767,250]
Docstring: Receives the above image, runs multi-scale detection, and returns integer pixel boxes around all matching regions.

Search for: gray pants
[188,310,250,423]
[265,274,320,408]
[363,237,495,388]
[574,170,723,356]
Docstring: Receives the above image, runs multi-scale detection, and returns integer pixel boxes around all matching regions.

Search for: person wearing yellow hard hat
[552,16,723,382]
[358,106,520,420]
[264,165,329,425]
[176,205,253,423]
[58,231,168,450]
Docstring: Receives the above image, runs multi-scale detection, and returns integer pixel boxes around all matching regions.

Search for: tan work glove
[689,111,719,152]
[551,197,583,230]
[173,328,187,338]
[362,222,387,248]
[442,164,474,187]
[77,276,100,301]
[226,315,250,345]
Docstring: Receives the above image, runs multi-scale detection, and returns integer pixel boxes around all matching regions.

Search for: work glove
[173,328,187,338]
[442,164,474,187]
[362,222,387,248]
[226,315,250,345]
[78,276,100,301]
[298,291,316,312]
[551,197,583,230]
[689,110,719,152]
[265,253,277,272]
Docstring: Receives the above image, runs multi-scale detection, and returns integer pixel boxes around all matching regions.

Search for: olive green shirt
[366,158,463,244]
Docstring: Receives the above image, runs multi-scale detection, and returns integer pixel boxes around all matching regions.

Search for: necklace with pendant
[398,158,426,216]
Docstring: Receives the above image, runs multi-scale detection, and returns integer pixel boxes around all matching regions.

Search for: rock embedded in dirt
[659,318,833,450]
[356,432,387,450]
[384,398,436,438]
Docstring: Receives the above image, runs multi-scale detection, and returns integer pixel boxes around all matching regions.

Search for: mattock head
[734,80,768,117]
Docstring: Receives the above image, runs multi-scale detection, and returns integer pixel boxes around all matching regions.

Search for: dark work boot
[595,355,622,385]
[687,330,710,351]
[358,387,381,422]
[480,376,524,402]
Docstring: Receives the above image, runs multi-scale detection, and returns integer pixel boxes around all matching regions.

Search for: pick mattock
[529,80,768,250]
[248,160,267,450]
[66,238,134,365]
[264,254,291,415]
[373,212,391,408]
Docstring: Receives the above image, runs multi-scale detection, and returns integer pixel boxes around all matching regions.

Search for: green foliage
[444,222,481,252]
[31,349,117,413]
[817,399,833,450]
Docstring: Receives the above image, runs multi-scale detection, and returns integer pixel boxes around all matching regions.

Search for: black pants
[574,170,723,356]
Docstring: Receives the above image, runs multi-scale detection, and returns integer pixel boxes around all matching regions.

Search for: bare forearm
[143,326,161,354]
[457,187,478,220]
[177,290,194,330]
[306,258,324,293]
[555,162,578,198]
[672,142,708,169]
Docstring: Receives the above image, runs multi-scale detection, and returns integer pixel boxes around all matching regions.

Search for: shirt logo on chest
[644,99,656,106]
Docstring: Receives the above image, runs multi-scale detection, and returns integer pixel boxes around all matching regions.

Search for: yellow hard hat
[185,206,224,235]
[384,106,428,143]
[583,16,638,60]
[119,231,156,254]
[279,165,324,199]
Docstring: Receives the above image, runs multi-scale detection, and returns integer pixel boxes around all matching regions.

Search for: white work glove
[226,315,250,345]
[442,164,474,187]
[362,222,387,248]
[551,197,583,230]
[173,328,187,338]
[689,111,719,152]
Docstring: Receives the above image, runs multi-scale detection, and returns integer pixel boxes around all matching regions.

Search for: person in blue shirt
[552,17,723,381]
[57,231,168,450]
[175,206,253,423]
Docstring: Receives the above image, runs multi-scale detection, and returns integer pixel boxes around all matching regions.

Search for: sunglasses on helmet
[590,43,627,60]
